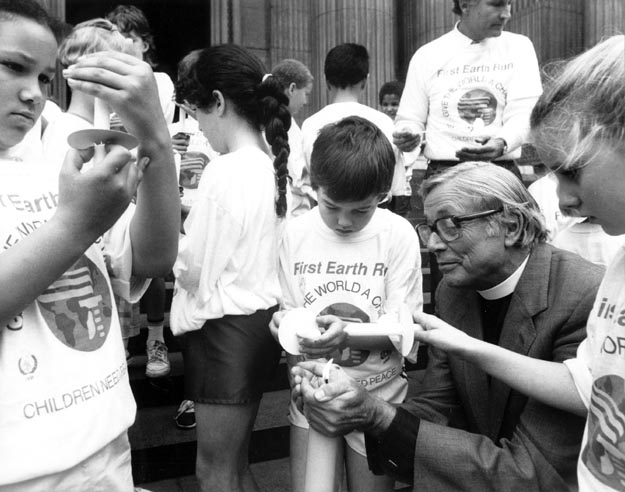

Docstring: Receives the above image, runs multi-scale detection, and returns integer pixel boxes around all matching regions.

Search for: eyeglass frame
[416,207,504,244]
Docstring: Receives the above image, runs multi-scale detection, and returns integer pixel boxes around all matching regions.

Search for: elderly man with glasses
[293,162,603,491]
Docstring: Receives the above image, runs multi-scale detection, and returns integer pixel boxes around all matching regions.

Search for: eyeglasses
[416,207,503,244]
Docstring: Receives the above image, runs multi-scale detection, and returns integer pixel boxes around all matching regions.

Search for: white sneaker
[145,340,170,378]
[174,400,196,429]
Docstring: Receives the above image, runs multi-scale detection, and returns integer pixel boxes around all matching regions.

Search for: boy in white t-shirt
[273,116,422,492]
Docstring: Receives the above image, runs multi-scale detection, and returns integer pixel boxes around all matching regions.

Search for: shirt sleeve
[563,339,593,409]
[394,48,429,135]
[365,407,420,483]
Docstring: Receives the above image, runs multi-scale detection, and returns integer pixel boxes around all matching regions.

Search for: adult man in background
[394,0,542,178]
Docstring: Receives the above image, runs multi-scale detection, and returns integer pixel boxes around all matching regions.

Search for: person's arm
[0,146,147,327]
[63,51,180,278]
[413,311,586,416]
[393,49,428,152]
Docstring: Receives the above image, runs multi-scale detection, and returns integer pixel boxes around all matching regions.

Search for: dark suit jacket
[404,243,604,491]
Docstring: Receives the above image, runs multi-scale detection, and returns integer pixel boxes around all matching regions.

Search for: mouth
[436,260,459,271]
[335,228,353,235]
[11,111,35,124]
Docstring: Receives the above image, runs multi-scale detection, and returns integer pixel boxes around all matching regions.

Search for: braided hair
[178,44,291,217]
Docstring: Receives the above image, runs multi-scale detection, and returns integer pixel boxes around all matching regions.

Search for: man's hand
[455,136,506,161]
[393,128,422,153]
[292,360,396,438]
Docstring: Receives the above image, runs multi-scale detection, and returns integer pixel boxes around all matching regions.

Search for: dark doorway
[65,0,210,80]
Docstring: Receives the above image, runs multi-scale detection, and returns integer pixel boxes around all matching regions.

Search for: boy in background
[274,116,422,492]
[301,44,405,208]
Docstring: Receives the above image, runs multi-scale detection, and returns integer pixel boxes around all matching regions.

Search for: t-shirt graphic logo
[180,151,209,190]
[37,255,113,351]
[319,302,370,367]
[457,89,497,130]
[582,375,625,489]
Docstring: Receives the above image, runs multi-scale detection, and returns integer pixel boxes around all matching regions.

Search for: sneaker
[174,400,196,429]
[145,340,170,378]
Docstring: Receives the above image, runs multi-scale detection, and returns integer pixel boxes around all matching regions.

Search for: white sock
[146,323,164,345]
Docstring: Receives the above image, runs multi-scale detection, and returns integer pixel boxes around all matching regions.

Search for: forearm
[131,138,180,277]
[0,215,97,326]
[463,339,586,416]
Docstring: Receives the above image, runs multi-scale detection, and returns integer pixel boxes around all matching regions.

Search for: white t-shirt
[301,102,406,197]
[286,117,313,218]
[280,207,423,404]
[154,72,175,124]
[565,245,625,491]
[169,116,217,210]
[171,146,283,332]
[396,25,542,160]
[0,158,142,485]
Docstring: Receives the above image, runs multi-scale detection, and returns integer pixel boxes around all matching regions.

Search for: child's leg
[143,277,170,377]
[290,424,344,492]
[345,444,394,492]
[195,401,261,492]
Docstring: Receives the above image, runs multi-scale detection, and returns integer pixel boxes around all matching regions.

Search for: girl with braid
[170,44,290,492]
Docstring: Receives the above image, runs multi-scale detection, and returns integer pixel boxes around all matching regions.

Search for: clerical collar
[478,255,530,300]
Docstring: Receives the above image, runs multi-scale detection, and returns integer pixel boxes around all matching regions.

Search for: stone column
[584,0,625,49]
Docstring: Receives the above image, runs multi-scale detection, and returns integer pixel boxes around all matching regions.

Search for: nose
[426,231,447,253]
[500,5,511,21]
[556,176,582,217]
[337,213,352,229]
[19,77,45,106]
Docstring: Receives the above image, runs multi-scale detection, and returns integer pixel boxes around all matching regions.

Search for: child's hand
[63,51,168,143]
[55,145,150,242]
[412,311,477,358]
[298,314,347,358]
[172,132,191,153]
[269,309,287,342]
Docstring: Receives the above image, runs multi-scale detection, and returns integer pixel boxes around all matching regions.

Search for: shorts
[182,306,282,404]
[1,432,133,492]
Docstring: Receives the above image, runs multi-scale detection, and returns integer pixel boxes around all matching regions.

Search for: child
[301,43,405,207]
[276,116,423,492]
[169,45,290,491]
[42,18,131,168]
[378,80,403,121]
[272,58,314,217]
[107,4,177,378]
[106,4,175,124]
[379,80,414,218]
[0,0,180,490]
[412,35,625,491]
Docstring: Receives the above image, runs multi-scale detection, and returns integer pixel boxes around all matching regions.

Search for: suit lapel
[488,244,551,438]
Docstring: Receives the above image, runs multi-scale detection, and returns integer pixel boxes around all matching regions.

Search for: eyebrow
[0,49,56,73]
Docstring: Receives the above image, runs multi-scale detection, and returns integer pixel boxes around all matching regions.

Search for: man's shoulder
[544,243,605,286]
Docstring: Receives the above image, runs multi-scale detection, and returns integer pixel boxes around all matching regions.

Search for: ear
[212,90,226,116]
[502,209,524,247]
[288,82,297,95]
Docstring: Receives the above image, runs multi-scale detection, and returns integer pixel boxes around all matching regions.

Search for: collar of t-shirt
[478,255,530,300]
[453,20,492,46]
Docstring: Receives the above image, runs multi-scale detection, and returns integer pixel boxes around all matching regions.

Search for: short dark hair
[106,4,156,66]
[378,80,404,105]
[452,0,477,16]
[0,0,64,41]
[324,43,369,89]
[311,116,394,201]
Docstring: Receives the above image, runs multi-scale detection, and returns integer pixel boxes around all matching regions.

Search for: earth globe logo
[457,89,497,128]
[318,302,370,367]
[37,255,113,351]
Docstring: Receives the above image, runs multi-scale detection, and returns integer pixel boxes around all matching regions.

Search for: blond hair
[530,35,625,171]
[58,18,130,67]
